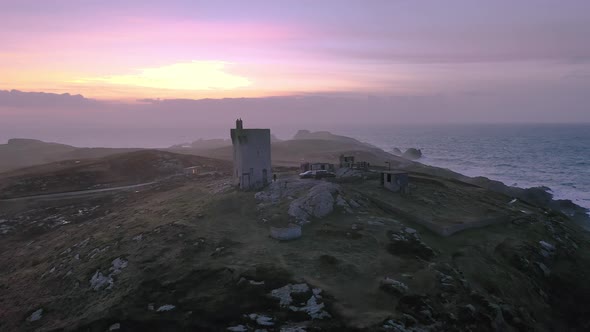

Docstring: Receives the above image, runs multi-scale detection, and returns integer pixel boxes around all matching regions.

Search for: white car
[299,170,315,178]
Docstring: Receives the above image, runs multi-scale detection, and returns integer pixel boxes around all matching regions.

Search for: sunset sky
[1,0,589,141]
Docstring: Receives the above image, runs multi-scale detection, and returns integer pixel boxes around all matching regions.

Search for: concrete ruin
[380,171,409,194]
[230,119,272,190]
[339,155,355,168]
[339,155,370,170]
[300,162,334,172]
[183,166,201,175]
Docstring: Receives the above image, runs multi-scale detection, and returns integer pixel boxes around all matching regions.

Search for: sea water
[331,124,590,212]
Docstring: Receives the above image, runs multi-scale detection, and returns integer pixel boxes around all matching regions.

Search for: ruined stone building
[230,119,272,190]
[380,171,409,194]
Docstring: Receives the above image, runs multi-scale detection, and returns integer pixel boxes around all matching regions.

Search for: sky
[1,0,590,143]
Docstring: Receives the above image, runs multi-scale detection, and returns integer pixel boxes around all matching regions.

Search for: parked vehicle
[299,170,315,179]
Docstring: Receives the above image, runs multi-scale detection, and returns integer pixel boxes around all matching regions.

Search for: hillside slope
[0,168,589,331]
[170,130,410,167]
[0,139,140,172]
[0,150,231,198]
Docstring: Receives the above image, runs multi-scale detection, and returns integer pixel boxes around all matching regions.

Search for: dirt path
[0,181,156,202]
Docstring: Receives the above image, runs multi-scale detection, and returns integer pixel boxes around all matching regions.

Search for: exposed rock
[289,293,331,319]
[156,304,176,312]
[270,283,330,320]
[348,199,361,209]
[255,179,317,204]
[27,308,43,322]
[248,313,274,326]
[436,271,456,291]
[387,228,436,260]
[110,257,128,274]
[227,325,248,332]
[89,258,128,291]
[402,148,422,160]
[75,238,90,248]
[288,183,340,223]
[89,246,111,259]
[270,224,302,241]
[270,283,310,307]
[89,271,113,290]
[404,227,417,234]
[380,277,409,295]
[383,319,407,331]
[539,240,555,252]
[109,323,121,331]
[211,247,226,256]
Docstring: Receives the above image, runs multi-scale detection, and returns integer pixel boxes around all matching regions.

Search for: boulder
[270,224,302,241]
[27,309,43,322]
[402,148,422,160]
[288,183,340,223]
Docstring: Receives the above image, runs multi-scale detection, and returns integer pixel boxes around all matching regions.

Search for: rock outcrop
[288,183,340,223]
[387,227,436,260]
[380,277,409,295]
[402,148,423,160]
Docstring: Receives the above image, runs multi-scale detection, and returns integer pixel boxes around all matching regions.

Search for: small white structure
[270,224,302,241]
[183,166,201,175]
[231,119,272,190]
[380,171,409,193]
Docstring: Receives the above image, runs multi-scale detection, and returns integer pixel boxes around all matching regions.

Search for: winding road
[0,181,156,203]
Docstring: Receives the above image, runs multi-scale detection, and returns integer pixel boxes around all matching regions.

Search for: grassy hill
[170,130,410,167]
[0,150,231,198]
[0,138,140,173]
[0,164,589,331]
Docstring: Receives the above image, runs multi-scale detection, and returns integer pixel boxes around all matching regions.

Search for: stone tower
[230,119,272,190]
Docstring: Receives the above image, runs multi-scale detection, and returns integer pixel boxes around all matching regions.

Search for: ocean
[331,124,590,212]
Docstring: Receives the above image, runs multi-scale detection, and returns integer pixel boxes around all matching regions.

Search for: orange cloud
[73,61,252,91]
